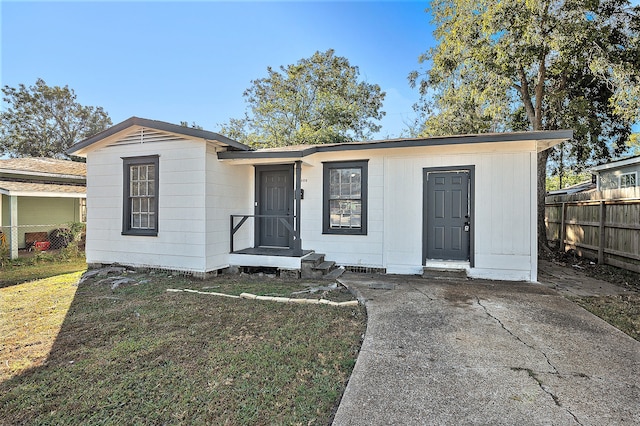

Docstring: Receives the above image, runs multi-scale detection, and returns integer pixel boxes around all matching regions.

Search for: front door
[256,165,294,247]
[424,169,471,262]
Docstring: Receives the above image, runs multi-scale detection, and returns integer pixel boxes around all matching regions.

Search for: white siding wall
[85,132,540,281]
[299,151,385,268]
[298,141,538,281]
[205,144,253,270]
[86,138,208,273]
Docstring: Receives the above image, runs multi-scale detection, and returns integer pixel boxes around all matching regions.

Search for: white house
[67,117,572,282]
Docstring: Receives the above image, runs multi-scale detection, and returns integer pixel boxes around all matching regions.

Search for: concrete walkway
[333,273,640,425]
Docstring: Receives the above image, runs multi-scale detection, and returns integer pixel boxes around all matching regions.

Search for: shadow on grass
[0,257,87,289]
[0,271,366,425]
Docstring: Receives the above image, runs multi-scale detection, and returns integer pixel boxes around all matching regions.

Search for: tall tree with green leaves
[409,0,640,249]
[1,79,112,159]
[220,49,386,147]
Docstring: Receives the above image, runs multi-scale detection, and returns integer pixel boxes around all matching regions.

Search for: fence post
[559,202,567,252]
[598,201,606,264]
[9,195,18,260]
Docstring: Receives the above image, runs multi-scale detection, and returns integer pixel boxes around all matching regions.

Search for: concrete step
[323,266,345,280]
[302,252,325,266]
[422,267,468,280]
[314,260,336,272]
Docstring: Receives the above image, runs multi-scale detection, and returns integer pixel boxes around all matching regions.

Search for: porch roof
[217,129,573,161]
[0,180,86,198]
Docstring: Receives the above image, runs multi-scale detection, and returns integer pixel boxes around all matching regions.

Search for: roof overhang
[591,155,640,172]
[218,130,573,162]
[67,117,251,156]
[0,181,86,198]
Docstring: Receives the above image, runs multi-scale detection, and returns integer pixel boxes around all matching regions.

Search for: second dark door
[424,169,471,261]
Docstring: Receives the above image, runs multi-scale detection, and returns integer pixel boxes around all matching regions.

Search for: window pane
[131,166,138,181]
[140,214,148,229]
[329,200,362,229]
[148,181,155,196]
[132,214,141,228]
[148,165,155,180]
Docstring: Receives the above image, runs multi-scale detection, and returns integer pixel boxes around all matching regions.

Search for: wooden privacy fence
[545,187,640,273]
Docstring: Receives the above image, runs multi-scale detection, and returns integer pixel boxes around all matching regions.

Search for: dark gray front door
[424,170,471,261]
[257,166,293,247]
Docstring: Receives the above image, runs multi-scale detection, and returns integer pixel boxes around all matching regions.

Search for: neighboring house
[591,155,640,190]
[546,180,596,196]
[0,158,86,258]
[67,117,571,282]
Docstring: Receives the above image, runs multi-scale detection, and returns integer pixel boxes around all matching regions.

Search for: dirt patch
[540,249,640,293]
[540,249,640,341]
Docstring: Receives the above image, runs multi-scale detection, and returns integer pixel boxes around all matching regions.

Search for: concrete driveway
[332,274,640,425]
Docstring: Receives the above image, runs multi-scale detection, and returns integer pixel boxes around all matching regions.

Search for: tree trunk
[537,149,550,251]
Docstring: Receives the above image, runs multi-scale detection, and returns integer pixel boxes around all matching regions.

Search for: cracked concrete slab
[333,273,640,425]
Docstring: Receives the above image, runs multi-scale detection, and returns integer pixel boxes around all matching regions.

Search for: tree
[1,79,112,158]
[409,0,640,249]
[220,49,386,147]
[180,121,203,130]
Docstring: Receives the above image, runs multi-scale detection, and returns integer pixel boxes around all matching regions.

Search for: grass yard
[0,256,87,289]
[573,295,640,341]
[0,268,366,425]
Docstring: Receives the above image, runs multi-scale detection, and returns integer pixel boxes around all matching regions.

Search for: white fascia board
[591,156,640,172]
[0,189,85,198]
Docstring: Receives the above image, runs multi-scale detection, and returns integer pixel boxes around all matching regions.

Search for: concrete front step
[302,252,325,266]
[422,267,468,280]
[301,253,340,279]
[315,260,335,272]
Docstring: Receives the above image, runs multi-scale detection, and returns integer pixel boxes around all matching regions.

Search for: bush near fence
[545,187,640,273]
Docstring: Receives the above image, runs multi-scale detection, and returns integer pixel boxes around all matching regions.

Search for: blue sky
[1,1,434,139]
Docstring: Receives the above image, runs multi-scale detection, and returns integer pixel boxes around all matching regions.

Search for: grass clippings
[0,270,366,425]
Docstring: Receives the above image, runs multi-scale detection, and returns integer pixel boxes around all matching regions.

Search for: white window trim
[619,171,637,188]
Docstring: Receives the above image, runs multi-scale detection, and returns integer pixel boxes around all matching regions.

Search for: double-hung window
[323,160,368,235]
[619,172,637,188]
[122,156,159,236]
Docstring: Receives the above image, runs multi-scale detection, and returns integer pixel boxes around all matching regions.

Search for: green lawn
[0,268,366,425]
[574,295,640,341]
[0,255,87,289]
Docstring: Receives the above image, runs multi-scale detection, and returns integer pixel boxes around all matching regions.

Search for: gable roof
[66,116,251,155]
[218,130,574,160]
[0,157,86,179]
